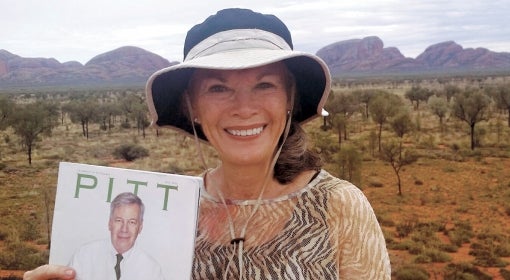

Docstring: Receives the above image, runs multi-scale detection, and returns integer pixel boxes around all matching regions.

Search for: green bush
[396,220,416,238]
[0,228,8,241]
[113,144,149,161]
[0,241,47,270]
[394,265,429,280]
[376,213,395,227]
[443,262,492,280]
[388,240,414,251]
[500,268,510,280]
[470,230,510,267]
[414,248,451,263]
[470,241,509,267]
[438,243,459,253]
[446,220,474,247]
[21,218,41,241]
[120,121,131,129]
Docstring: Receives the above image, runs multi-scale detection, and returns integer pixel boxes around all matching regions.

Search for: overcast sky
[1,0,509,64]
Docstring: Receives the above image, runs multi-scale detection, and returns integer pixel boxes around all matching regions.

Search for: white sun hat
[145,8,331,141]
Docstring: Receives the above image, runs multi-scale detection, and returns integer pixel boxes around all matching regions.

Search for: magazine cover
[49,162,202,280]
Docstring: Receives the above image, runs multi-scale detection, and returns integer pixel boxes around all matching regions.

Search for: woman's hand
[24,264,76,280]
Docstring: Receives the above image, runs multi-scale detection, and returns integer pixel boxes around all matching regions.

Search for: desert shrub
[408,243,424,255]
[418,134,436,149]
[500,268,510,280]
[368,179,384,188]
[381,228,394,244]
[450,142,461,152]
[376,213,395,227]
[470,234,510,267]
[21,218,41,241]
[442,166,457,173]
[443,262,492,280]
[505,205,510,217]
[387,239,414,251]
[438,243,459,253]
[120,121,131,129]
[0,228,8,240]
[0,241,47,270]
[396,220,416,238]
[414,179,423,185]
[446,220,474,247]
[394,265,429,280]
[415,248,452,263]
[113,143,149,161]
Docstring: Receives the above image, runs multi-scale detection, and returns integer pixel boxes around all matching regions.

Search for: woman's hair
[274,65,322,184]
[274,121,322,184]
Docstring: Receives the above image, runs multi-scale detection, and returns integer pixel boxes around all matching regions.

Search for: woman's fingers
[24,264,76,280]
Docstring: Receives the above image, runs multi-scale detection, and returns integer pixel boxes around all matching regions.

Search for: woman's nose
[231,90,257,117]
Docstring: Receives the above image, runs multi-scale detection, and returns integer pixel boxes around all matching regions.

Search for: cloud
[1,0,508,63]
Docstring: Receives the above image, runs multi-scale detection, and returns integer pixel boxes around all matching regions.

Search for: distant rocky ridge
[0,46,175,89]
[1,37,509,89]
[317,36,510,77]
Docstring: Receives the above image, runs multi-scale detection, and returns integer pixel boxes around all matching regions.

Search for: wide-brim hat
[146,8,331,141]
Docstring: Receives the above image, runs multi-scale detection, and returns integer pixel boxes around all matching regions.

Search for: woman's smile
[225,125,265,137]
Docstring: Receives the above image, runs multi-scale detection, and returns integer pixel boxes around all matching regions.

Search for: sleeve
[334,183,391,280]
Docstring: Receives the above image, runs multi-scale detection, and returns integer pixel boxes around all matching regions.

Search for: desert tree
[64,98,99,139]
[428,95,449,132]
[132,101,150,138]
[119,94,144,127]
[443,84,462,103]
[335,145,362,187]
[369,91,402,152]
[0,96,15,159]
[325,92,358,148]
[10,102,57,164]
[451,88,491,150]
[380,139,417,196]
[0,95,14,130]
[405,86,433,110]
[353,89,379,119]
[485,83,510,127]
[391,109,414,144]
[118,94,149,136]
[96,102,122,132]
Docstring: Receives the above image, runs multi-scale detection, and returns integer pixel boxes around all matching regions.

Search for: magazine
[49,162,201,280]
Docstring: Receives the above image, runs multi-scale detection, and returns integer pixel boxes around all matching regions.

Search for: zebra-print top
[192,170,391,279]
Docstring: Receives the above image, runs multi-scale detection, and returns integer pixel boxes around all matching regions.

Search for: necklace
[213,178,267,280]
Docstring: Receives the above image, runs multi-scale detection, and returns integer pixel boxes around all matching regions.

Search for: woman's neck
[205,163,318,201]
[206,163,274,200]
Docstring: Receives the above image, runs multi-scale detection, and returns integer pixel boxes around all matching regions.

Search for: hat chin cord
[186,93,294,279]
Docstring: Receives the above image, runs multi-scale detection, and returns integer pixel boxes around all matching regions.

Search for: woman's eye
[256,82,275,90]
[208,85,228,93]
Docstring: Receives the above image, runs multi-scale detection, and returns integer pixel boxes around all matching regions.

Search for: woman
[25,8,391,280]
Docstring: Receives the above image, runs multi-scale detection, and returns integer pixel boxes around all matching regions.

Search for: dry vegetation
[1,75,510,279]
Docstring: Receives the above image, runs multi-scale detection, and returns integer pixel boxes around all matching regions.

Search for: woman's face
[188,62,290,167]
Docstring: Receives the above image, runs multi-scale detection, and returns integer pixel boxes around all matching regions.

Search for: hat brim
[145,49,331,142]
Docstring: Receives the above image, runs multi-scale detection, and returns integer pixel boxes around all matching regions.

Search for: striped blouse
[192,170,391,279]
